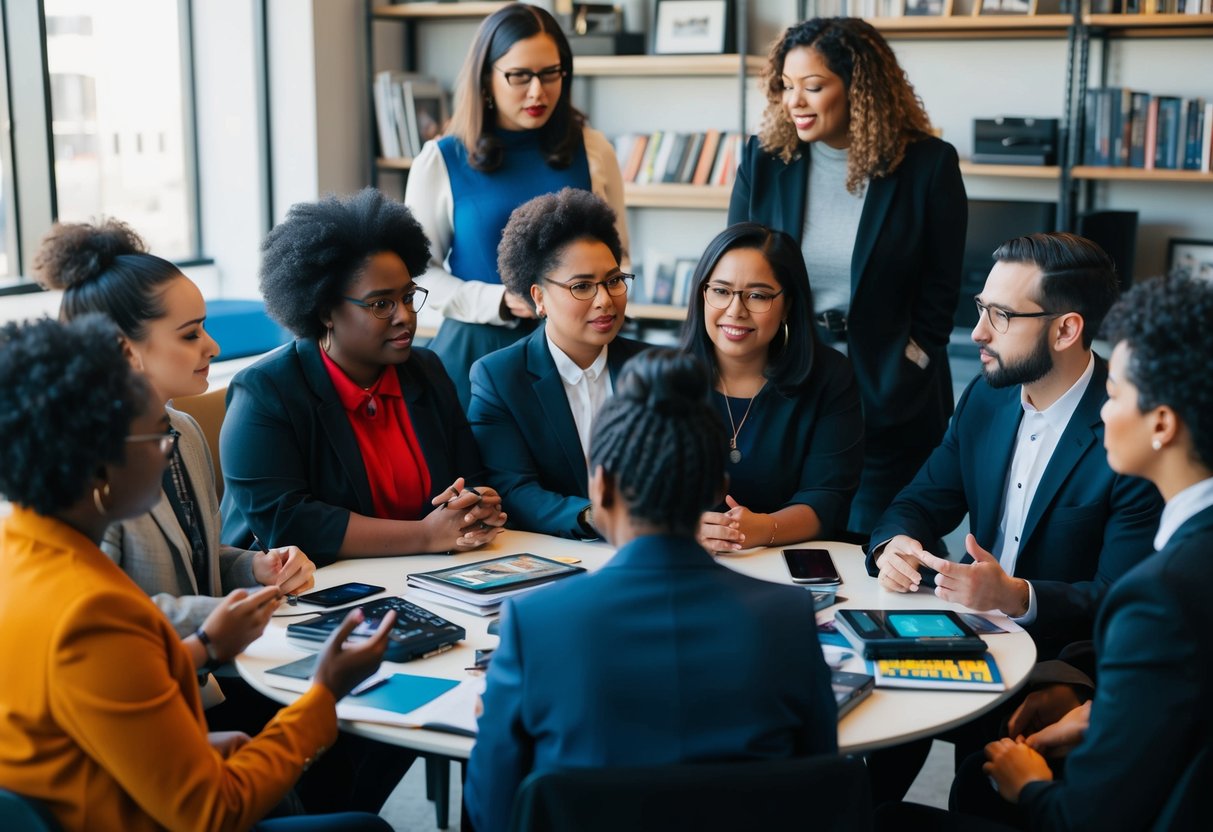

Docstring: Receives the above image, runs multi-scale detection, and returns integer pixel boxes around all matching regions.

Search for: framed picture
[1167,239,1213,282]
[653,0,734,56]
[903,0,953,16]
[672,258,698,306]
[975,0,1037,15]
[402,79,448,157]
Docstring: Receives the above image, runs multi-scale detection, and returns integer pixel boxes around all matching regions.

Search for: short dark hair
[260,188,431,340]
[589,349,727,536]
[34,219,182,340]
[1103,274,1213,471]
[678,222,818,391]
[0,316,147,515]
[447,3,584,172]
[993,232,1119,349]
[497,188,622,311]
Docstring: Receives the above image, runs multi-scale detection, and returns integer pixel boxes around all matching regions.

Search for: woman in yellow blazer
[0,316,394,832]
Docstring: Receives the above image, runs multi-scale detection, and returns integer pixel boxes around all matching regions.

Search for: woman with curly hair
[0,316,393,832]
[729,16,967,539]
[467,188,647,539]
[220,188,505,564]
[405,2,628,409]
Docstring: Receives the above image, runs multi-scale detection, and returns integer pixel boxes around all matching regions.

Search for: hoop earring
[93,483,111,517]
[321,326,333,354]
[781,321,790,345]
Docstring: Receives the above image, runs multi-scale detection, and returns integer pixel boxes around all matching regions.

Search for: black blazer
[467,327,648,538]
[1020,504,1213,830]
[219,339,483,566]
[729,135,966,435]
[868,358,1163,655]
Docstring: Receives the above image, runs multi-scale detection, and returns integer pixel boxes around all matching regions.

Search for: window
[0,11,15,281]
[44,0,196,261]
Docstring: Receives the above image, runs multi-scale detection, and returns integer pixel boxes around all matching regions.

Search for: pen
[252,533,297,606]
[443,486,483,508]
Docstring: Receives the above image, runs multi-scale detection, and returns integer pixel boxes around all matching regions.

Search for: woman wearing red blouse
[220,189,506,564]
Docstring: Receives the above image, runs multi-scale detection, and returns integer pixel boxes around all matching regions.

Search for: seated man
[464,350,838,832]
[869,232,1161,659]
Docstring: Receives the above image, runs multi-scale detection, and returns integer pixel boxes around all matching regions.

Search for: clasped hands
[983,685,1092,802]
[697,495,775,553]
[427,477,507,552]
[876,532,1030,617]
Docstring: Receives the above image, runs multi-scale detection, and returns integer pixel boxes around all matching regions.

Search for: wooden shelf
[628,304,688,322]
[959,161,1061,179]
[1071,166,1213,183]
[575,54,763,77]
[1087,13,1213,36]
[869,15,1073,39]
[376,157,413,171]
[623,183,732,210]
[372,2,510,21]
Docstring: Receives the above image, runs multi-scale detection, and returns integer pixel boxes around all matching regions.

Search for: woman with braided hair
[464,349,837,832]
[729,16,967,540]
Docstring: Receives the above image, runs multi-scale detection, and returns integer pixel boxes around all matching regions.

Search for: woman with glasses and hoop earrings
[468,189,648,539]
[220,189,506,568]
[405,2,629,410]
[680,223,864,553]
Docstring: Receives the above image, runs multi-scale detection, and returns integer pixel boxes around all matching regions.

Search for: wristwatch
[577,505,597,539]
[193,626,225,676]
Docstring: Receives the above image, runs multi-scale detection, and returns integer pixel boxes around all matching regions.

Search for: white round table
[236,530,1036,757]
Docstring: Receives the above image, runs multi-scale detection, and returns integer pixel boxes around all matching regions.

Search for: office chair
[507,754,873,832]
[0,788,62,832]
[173,386,228,499]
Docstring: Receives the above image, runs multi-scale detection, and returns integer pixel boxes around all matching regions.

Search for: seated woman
[464,350,838,832]
[468,188,647,538]
[0,316,392,832]
[35,219,407,815]
[220,188,506,563]
[679,223,864,551]
[980,273,1213,828]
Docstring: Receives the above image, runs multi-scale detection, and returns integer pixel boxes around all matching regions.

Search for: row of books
[1096,0,1213,12]
[372,71,448,160]
[612,131,746,188]
[1083,88,1213,172]
[802,1,904,16]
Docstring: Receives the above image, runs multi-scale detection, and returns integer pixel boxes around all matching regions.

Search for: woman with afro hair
[220,188,506,564]
[729,16,967,540]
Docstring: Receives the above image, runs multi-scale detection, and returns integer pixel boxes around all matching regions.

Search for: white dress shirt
[994,354,1095,623]
[1154,477,1213,551]
[546,332,612,464]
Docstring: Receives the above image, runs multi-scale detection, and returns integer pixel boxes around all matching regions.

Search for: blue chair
[506,754,873,832]
[0,788,62,831]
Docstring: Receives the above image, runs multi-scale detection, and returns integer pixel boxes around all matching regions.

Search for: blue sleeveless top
[437,129,591,285]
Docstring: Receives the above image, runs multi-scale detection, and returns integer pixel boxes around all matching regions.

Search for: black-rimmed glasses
[495,65,565,88]
[542,274,633,302]
[974,297,1060,334]
[126,428,179,457]
[342,286,429,318]
[703,284,785,314]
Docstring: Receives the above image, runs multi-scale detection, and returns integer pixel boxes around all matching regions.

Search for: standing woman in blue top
[729,17,966,537]
[681,223,864,551]
[405,2,629,409]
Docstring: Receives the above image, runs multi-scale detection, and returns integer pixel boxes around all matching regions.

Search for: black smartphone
[296,582,385,607]
[783,549,842,586]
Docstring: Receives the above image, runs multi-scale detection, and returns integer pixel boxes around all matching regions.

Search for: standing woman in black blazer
[729,17,966,537]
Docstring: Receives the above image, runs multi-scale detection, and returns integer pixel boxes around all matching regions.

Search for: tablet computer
[834,609,987,659]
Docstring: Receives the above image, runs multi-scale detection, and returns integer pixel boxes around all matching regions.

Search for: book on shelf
[865,654,1006,692]
[372,71,448,160]
[678,132,705,184]
[1086,89,1212,172]
[637,130,664,185]
[692,129,722,185]
[661,133,690,183]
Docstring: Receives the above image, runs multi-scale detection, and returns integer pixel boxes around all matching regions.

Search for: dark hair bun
[615,349,711,418]
[34,219,147,291]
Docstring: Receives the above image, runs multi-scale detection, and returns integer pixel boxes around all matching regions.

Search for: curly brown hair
[758,17,934,194]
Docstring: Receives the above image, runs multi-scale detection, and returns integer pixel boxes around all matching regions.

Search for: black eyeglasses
[542,274,633,302]
[342,286,429,319]
[703,284,785,314]
[974,297,1060,334]
[126,428,179,457]
[495,65,565,88]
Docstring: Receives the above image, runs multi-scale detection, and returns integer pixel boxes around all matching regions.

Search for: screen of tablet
[886,612,966,639]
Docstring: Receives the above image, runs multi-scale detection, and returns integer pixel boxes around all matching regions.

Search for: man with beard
[867,232,1162,657]
[862,232,1163,805]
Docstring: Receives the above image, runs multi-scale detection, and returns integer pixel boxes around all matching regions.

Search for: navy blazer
[463,534,838,832]
[729,136,965,435]
[1020,504,1213,829]
[869,358,1163,654]
[467,327,648,538]
[219,339,483,565]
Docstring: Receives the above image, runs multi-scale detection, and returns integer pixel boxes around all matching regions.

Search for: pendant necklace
[720,378,765,464]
